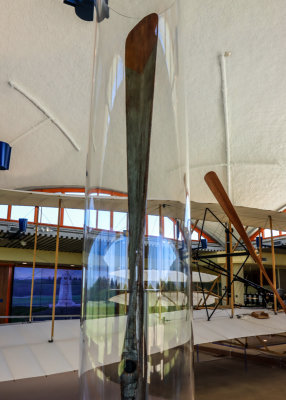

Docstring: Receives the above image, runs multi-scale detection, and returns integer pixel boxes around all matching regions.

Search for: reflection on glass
[81,1,194,399]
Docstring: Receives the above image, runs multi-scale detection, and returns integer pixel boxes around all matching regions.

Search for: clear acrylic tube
[80,1,194,399]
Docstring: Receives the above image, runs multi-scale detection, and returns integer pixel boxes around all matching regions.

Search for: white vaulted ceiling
[0,0,95,189]
[1,0,286,216]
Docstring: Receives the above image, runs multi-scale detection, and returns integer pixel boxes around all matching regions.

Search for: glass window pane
[264,229,279,238]
[98,210,110,230]
[113,212,127,232]
[11,205,35,222]
[0,205,8,219]
[65,192,84,196]
[64,209,84,228]
[99,193,111,197]
[87,210,97,229]
[39,207,59,225]
[164,217,174,239]
[191,230,199,241]
[148,215,159,236]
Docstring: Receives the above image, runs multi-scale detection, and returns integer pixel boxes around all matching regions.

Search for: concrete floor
[0,356,285,400]
[195,356,286,400]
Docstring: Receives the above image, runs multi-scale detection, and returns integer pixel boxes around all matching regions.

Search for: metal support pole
[49,199,62,342]
[29,206,39,322]
[269,216,277,313]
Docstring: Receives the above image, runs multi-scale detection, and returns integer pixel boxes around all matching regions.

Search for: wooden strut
[191,219,199,234]
[229,221,234,318]
[258,229,263,287]
[29,206,39,322]
[50,199,62,342]
[255,336,286,356]
[121,14,159,400]
[201,275,221,306]
[269,216,277,313]
[204,171,286,313]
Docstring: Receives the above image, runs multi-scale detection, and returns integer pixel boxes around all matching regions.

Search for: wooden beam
[269,216,277,313]
[29,206,39,322]
[229,221,234,317]
[257,229,263,286]
[204,171,286,313]
[49,199,62,342]
[202,275,221,306]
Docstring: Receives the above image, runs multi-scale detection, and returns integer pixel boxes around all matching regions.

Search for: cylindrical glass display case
[80,1,194,399]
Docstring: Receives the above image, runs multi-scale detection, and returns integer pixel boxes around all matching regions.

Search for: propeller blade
[205,171,286,313]
[122,13,159,399]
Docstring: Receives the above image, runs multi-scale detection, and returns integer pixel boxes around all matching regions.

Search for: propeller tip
[204,171,217,182]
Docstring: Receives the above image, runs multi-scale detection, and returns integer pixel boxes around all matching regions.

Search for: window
[164,217,174,239]
[98,211,110,230]
[11,206,35,222]
[0,205,8,219]
[148,215,160,236]
[64,209,84,228]
[191,230,199,241]
[113,212,127,232]
[264,229,280,238]
[39,207,59,225]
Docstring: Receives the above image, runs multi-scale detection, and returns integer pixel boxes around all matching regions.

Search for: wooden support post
[29,206,39,323]
[229,221,234,317]
[49,199,62,342]
[204,171,286,312]
[258,229,263,287]
[159,280,162,322]
[202,275,221,306]
[124,284,127,315]
[269,216,277,313]
[159,204,163,237]
[224,228,228,305]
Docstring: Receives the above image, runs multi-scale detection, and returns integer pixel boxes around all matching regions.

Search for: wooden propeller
[204,171,286,313]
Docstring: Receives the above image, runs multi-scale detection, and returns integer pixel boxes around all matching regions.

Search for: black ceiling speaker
[0,141,12,170]
[63,0,109,22]
[64,0,94,21]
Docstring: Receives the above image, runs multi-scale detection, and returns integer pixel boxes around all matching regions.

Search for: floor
[0,355,285,400]
[195,356,286,400]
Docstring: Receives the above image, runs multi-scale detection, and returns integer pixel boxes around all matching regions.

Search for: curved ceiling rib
[8,81,80,151]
